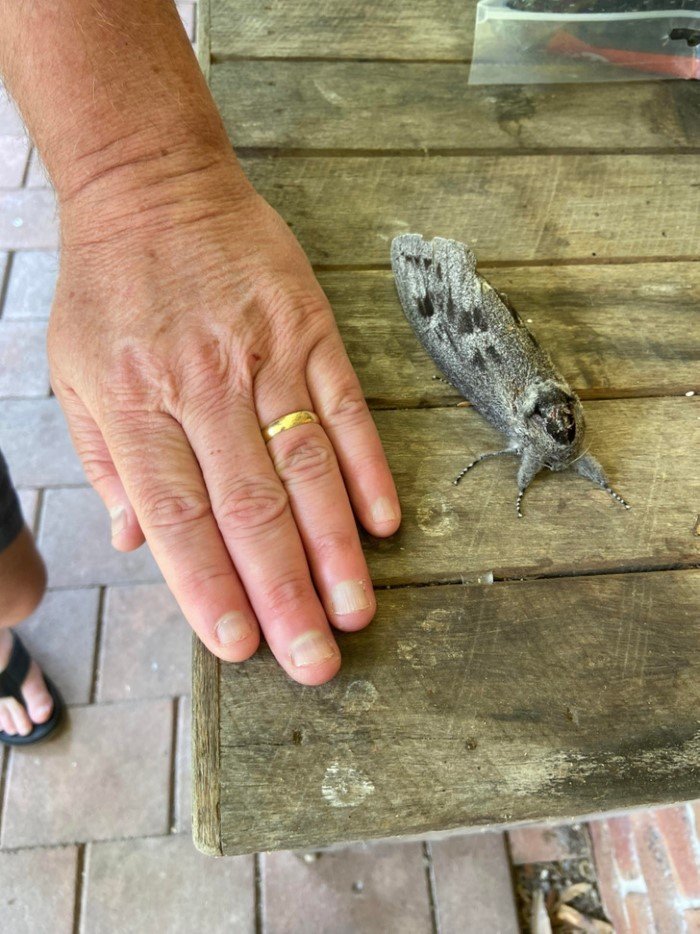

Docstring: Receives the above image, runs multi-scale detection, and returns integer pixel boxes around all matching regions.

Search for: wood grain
[196,0,211,83]
[191,633,222,856]
[321,264,700,406]
[363,398,698,585]
[216,569,700,854]
[196,0,700,857]
[212,62,700,151]
[211,0,476,60]
[238,154,700,264]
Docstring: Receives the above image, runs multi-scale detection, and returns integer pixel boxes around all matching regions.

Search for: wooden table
[193,0,700,856]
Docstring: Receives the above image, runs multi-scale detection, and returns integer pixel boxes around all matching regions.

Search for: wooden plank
[238,154,700,264]
[211,0,476,60]
[216,569,700,854]
[191,633,222,855]
[364,398,698,585]
[323,264,700,406]
[196,0,211,82]
[212,62,700,151]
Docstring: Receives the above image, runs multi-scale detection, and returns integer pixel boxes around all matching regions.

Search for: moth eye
[546,418,577,445]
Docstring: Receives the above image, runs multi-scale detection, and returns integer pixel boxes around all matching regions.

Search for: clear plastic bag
[469,0,700,84]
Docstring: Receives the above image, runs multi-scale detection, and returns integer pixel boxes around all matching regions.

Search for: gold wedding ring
[261,410,320,443]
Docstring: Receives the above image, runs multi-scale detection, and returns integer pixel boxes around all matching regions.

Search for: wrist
[58,138,257,251]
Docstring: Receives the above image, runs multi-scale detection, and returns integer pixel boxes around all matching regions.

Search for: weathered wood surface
[196,0,211,82]
[191,634,221,855]
[324,264,700,406]
[213,62,700,151]
[211,0,477,60]
[193,0,700,858]
[239,155,700,264]
[365,398,698,585]
[214,569,700,854]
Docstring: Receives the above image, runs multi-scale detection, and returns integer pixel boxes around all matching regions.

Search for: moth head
[521,381,584,468]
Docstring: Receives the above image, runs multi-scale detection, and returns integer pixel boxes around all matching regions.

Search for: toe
[0,704,17,735]
[22,660,54,725]
[6,697,32,736]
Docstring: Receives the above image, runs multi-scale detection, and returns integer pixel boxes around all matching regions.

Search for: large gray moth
[391,233,629,517]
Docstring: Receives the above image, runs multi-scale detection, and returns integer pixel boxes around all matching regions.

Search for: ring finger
[257,377,376,633]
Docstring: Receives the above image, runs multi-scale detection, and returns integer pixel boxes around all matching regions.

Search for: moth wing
[391,234,527,430]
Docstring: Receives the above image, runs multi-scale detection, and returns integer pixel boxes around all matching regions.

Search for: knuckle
[139,487,212,531]
[274,434,334,485]
[263,573,312,617]
[178,564,235,603]
[309,528,356,562]
[79,451,115,487]
[217,477,289,535]
[325,385,369,426]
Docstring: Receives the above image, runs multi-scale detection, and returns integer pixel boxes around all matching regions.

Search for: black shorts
[0,449,23,554]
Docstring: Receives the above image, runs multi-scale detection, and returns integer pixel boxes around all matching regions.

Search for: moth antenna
[516,489,525,519]
[570,446,592,466]
[452,449,519,486]
[432,374,452,385]
[604,485,630,510]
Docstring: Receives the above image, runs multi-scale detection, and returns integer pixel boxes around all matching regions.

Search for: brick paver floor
[1,4,698,932]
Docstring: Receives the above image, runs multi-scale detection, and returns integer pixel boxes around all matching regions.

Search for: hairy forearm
[0,0,251,237]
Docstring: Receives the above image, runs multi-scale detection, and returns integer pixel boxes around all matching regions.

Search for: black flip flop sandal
[0,632,64,746]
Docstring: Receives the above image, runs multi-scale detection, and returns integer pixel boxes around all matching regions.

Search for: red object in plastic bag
[548,28,700,78]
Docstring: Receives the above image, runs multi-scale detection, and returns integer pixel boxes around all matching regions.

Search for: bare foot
[0,629,54,736]
[0,525,52,737]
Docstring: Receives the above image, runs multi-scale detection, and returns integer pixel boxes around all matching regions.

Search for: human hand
[49,164,401,685]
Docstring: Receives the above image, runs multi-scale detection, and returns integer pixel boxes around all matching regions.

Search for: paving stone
[98,582,190,701]
[653,804,700,901]
[262,841,433,934]
[3,250,58,319]
[430,832,519,934]
[39,486,161,587]
[25,148,50,188]
[632,810,689,934]
[0,321,50,396]
[508,821,591,865]
[589,817,636,932]
[17,587,100,705]
[2,699,173,848]
[175,695,192,832]
[0,88,24,135]
[626,893,656,932]
[16,488,39,528]
[82,835,254,934]
[0,190,58,250]
[0,845,78,934]
[177,2,196,40]
[0,398,84,484]
[0,135,30,187]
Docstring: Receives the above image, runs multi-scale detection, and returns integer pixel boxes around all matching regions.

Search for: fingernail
[290,631,338,668]
[109,506,127,539]
[331,579,371,615]
[215,611,255,645]
[371,496,399,525]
